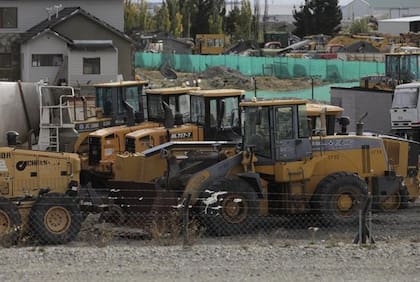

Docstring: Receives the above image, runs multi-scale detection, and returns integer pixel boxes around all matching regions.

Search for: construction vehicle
[123,89,244,154]
[0,144,82,244]
[84,86,200,183]
[306,103,343,135]
[359,51,420,90]
[33,80,149,154]
[390,82,420,140]
[380,135,420,209]
[144,98,416,234]
[194,34,226,55]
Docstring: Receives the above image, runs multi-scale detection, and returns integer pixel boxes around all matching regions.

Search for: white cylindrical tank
[0,82,40,146]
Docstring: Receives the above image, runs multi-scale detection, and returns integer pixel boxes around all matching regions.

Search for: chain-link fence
[2,188,418,247]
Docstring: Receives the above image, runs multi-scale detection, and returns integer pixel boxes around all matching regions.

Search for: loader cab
[124,88,244,153]
[306,103,343,136]
[190,89,244,141]
[242,99,312,162]
[385,52,420,83]
[95,80,149,126]
[146,86,199,124]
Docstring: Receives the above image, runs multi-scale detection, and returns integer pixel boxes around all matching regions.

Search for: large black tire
[312,172,368,225]
[376,185,409,211]
[399,186,410,209]
[197,178,259,236]
[29,193,82,244]
[0,198,21,245]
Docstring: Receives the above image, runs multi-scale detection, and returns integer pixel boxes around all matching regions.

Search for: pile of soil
[136,68,322,92]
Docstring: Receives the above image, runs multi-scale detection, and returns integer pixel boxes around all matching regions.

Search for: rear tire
[0,198,21,245]
[29,193,82,244]
[197,178,259,236]
[312,172,368,225]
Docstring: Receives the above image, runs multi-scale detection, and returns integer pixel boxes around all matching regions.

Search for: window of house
[32,54,63,67]
[0,8,17,28]
[0,53,12,67]
[83,57,100,74]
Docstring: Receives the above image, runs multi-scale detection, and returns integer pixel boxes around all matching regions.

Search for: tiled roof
[21,7,133,44]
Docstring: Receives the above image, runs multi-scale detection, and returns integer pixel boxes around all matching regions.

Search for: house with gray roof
[0,0,133,84]
[341,0,420,23]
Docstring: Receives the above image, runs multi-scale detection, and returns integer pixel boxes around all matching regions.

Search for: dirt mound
[136,68,321,92]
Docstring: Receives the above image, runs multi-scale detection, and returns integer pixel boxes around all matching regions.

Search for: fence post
[183,193,192,247]
[353,194,374,244]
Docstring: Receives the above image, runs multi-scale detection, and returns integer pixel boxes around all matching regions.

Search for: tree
[293,0,342,37]
[225,5,240,37]
[153,2,171,32]
[124,0,138,32]
[189,0,225,37]
[349,18,369,34]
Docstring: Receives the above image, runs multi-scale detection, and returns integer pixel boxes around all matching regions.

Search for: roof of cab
[240,98,307,107]
[94,80,149,87]
[146,86,200,95]
[306,103,343,116]
[190,89,245,97]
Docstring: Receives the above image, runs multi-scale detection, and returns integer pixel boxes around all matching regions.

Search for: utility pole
[263,0,268,36]
[254,0,260,41]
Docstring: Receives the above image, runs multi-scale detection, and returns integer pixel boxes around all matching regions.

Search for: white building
[341,0,420,23]
[378,16,420,35]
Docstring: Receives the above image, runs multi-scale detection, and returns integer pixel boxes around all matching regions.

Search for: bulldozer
[143,98,416,234]
[0,146,82,244]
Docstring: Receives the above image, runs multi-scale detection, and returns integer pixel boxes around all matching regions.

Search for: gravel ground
[0,205,419,282]
[0,240,419,282]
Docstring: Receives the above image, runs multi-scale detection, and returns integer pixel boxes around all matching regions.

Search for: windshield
[169,94,190,122]
[392,87,419,108]
[191,96,205,124]
[96,87,113,116]
[147,95,165,121]
[124,86,141,112]
[243,106,271,157]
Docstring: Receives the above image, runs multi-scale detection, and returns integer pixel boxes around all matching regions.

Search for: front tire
[29,193,82,244]
[0,198,21,245]
[197,178,259,235]
[312,172,368,225]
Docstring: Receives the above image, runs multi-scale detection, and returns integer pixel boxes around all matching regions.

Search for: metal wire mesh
[1,188,417,246]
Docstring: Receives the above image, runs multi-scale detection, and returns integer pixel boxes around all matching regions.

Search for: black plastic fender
[237,172,264,198]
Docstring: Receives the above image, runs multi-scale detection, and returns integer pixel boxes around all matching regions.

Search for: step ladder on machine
[35,85,76,152]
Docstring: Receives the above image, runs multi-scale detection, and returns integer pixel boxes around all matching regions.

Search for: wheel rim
[222,194,248,224]
[336,194,353,211]
[44,206,71,234]
[380,192,401,210]
[0,210,11,234]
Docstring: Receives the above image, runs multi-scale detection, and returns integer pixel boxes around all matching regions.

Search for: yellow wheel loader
[80,88,245,213]
[33,80,149,154]
[149,99,416,234]
[0,147,82,244]
[83,86,200,184]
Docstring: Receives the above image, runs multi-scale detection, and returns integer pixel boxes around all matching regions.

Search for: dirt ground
[136,68,323,92]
